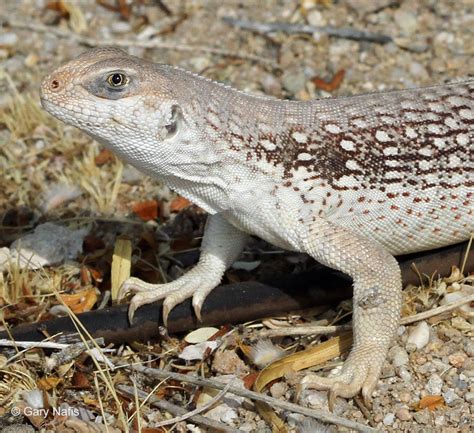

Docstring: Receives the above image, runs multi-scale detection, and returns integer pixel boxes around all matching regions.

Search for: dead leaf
[37,376,62,390]
[111,238,132,300]
[312,69,345,92]
[170,196,191,212]
[96,0,132,20]
[71,371,91,389]
[132,199,159,221]
[184,327,219,344]
[243,372,258,389]
[45,1,70,19]
[254,333,352,433]
[255,333,352,392]
[60,288,97,313]
[94,148,115,166]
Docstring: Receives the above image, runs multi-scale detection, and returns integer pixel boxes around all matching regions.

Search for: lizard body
[40,47,473,404]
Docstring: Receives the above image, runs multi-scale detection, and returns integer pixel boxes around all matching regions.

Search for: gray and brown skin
[40,47,473,405]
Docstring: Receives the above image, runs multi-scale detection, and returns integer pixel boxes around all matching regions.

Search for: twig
[118,384,242,433]
[460,233,473,275]
[259,324,352,338]
[123,363,376,432]
[262,294,474,336]
[0,339,69,350]
[400,293,474,325]
[222,17,393,44]
[0,16,278,68]
[157,381,231,427]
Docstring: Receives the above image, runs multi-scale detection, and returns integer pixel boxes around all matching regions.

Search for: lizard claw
[192,285,216,322]
[301,345,385,409]
[120,274,220,325]
[128,297,139,324]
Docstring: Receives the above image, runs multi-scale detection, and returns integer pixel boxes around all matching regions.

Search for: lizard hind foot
[300,347,384,409]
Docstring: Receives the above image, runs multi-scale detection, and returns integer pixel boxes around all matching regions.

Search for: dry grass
[0,79,140,219]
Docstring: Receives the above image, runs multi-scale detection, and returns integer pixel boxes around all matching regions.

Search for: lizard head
[40,47,186,171]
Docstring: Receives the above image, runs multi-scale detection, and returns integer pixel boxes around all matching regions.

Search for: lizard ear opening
[165,105,182,140]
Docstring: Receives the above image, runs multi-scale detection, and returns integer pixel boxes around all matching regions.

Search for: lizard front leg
[120,214,248,323]
[301,217,402,406]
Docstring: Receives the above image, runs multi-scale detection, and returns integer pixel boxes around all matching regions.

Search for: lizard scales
[40,47,473,404]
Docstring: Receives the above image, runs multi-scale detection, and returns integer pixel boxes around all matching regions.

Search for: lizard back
[182,76,473,254]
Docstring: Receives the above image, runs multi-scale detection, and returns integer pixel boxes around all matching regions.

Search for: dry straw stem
[257,294,474,338]
[259,324,352,338]
[123,362,376,433]
[78,149,124,214]
[400,293,474,325]
[53,291,130,432]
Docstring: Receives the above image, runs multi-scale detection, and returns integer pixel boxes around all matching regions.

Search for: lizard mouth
[41,98,104,129]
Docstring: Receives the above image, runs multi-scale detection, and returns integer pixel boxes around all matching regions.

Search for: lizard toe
[162,283,201,324]
[301,346,385,407]
[192,285,217,321]
[124,279,186,323]
[120,277,164,298]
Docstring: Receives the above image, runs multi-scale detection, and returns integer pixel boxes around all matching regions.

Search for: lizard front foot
[119,269,222,324]
[300,345,385,409]
[119,214,248,325]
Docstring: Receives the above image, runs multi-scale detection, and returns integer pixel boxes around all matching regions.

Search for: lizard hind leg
[301,218,402,406]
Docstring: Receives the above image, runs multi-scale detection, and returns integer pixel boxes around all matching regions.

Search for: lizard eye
[106,72,128,88]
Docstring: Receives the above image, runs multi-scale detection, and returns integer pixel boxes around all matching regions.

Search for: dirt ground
[0,1,473,432]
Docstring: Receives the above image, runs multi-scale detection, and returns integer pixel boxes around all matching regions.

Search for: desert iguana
[40,47,473,405]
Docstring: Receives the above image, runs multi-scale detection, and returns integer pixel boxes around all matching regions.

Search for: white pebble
[383,413,395,426]
[426,373,444,395]
[407,321,430,350]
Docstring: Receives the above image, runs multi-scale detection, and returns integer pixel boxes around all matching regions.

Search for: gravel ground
[0,1,473,432]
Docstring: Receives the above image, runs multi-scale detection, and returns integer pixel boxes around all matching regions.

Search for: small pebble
[307,9,327,27]
[110,21,132,34]
[211,349,249,375]
[448,352,466,368]
[434,414,446,426]
[394,9,418,35]
[302,390,328,409]
[282,69,307,94]
[464,340,474,357]
[409,61,429,80]
[391,345,409,367]
[269,382,287,399]
[426,373,444,395]
[383,413,395,426]
[189,56,210,72]
[0,32,19,47]
[396,407,412,421]
[398,391,412,403]
[442,389,459,405]
[413,409,431,424]
[260,73,282,96]
[397,366,412,382]
[346,0,393,15]
[407,321,430,350]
